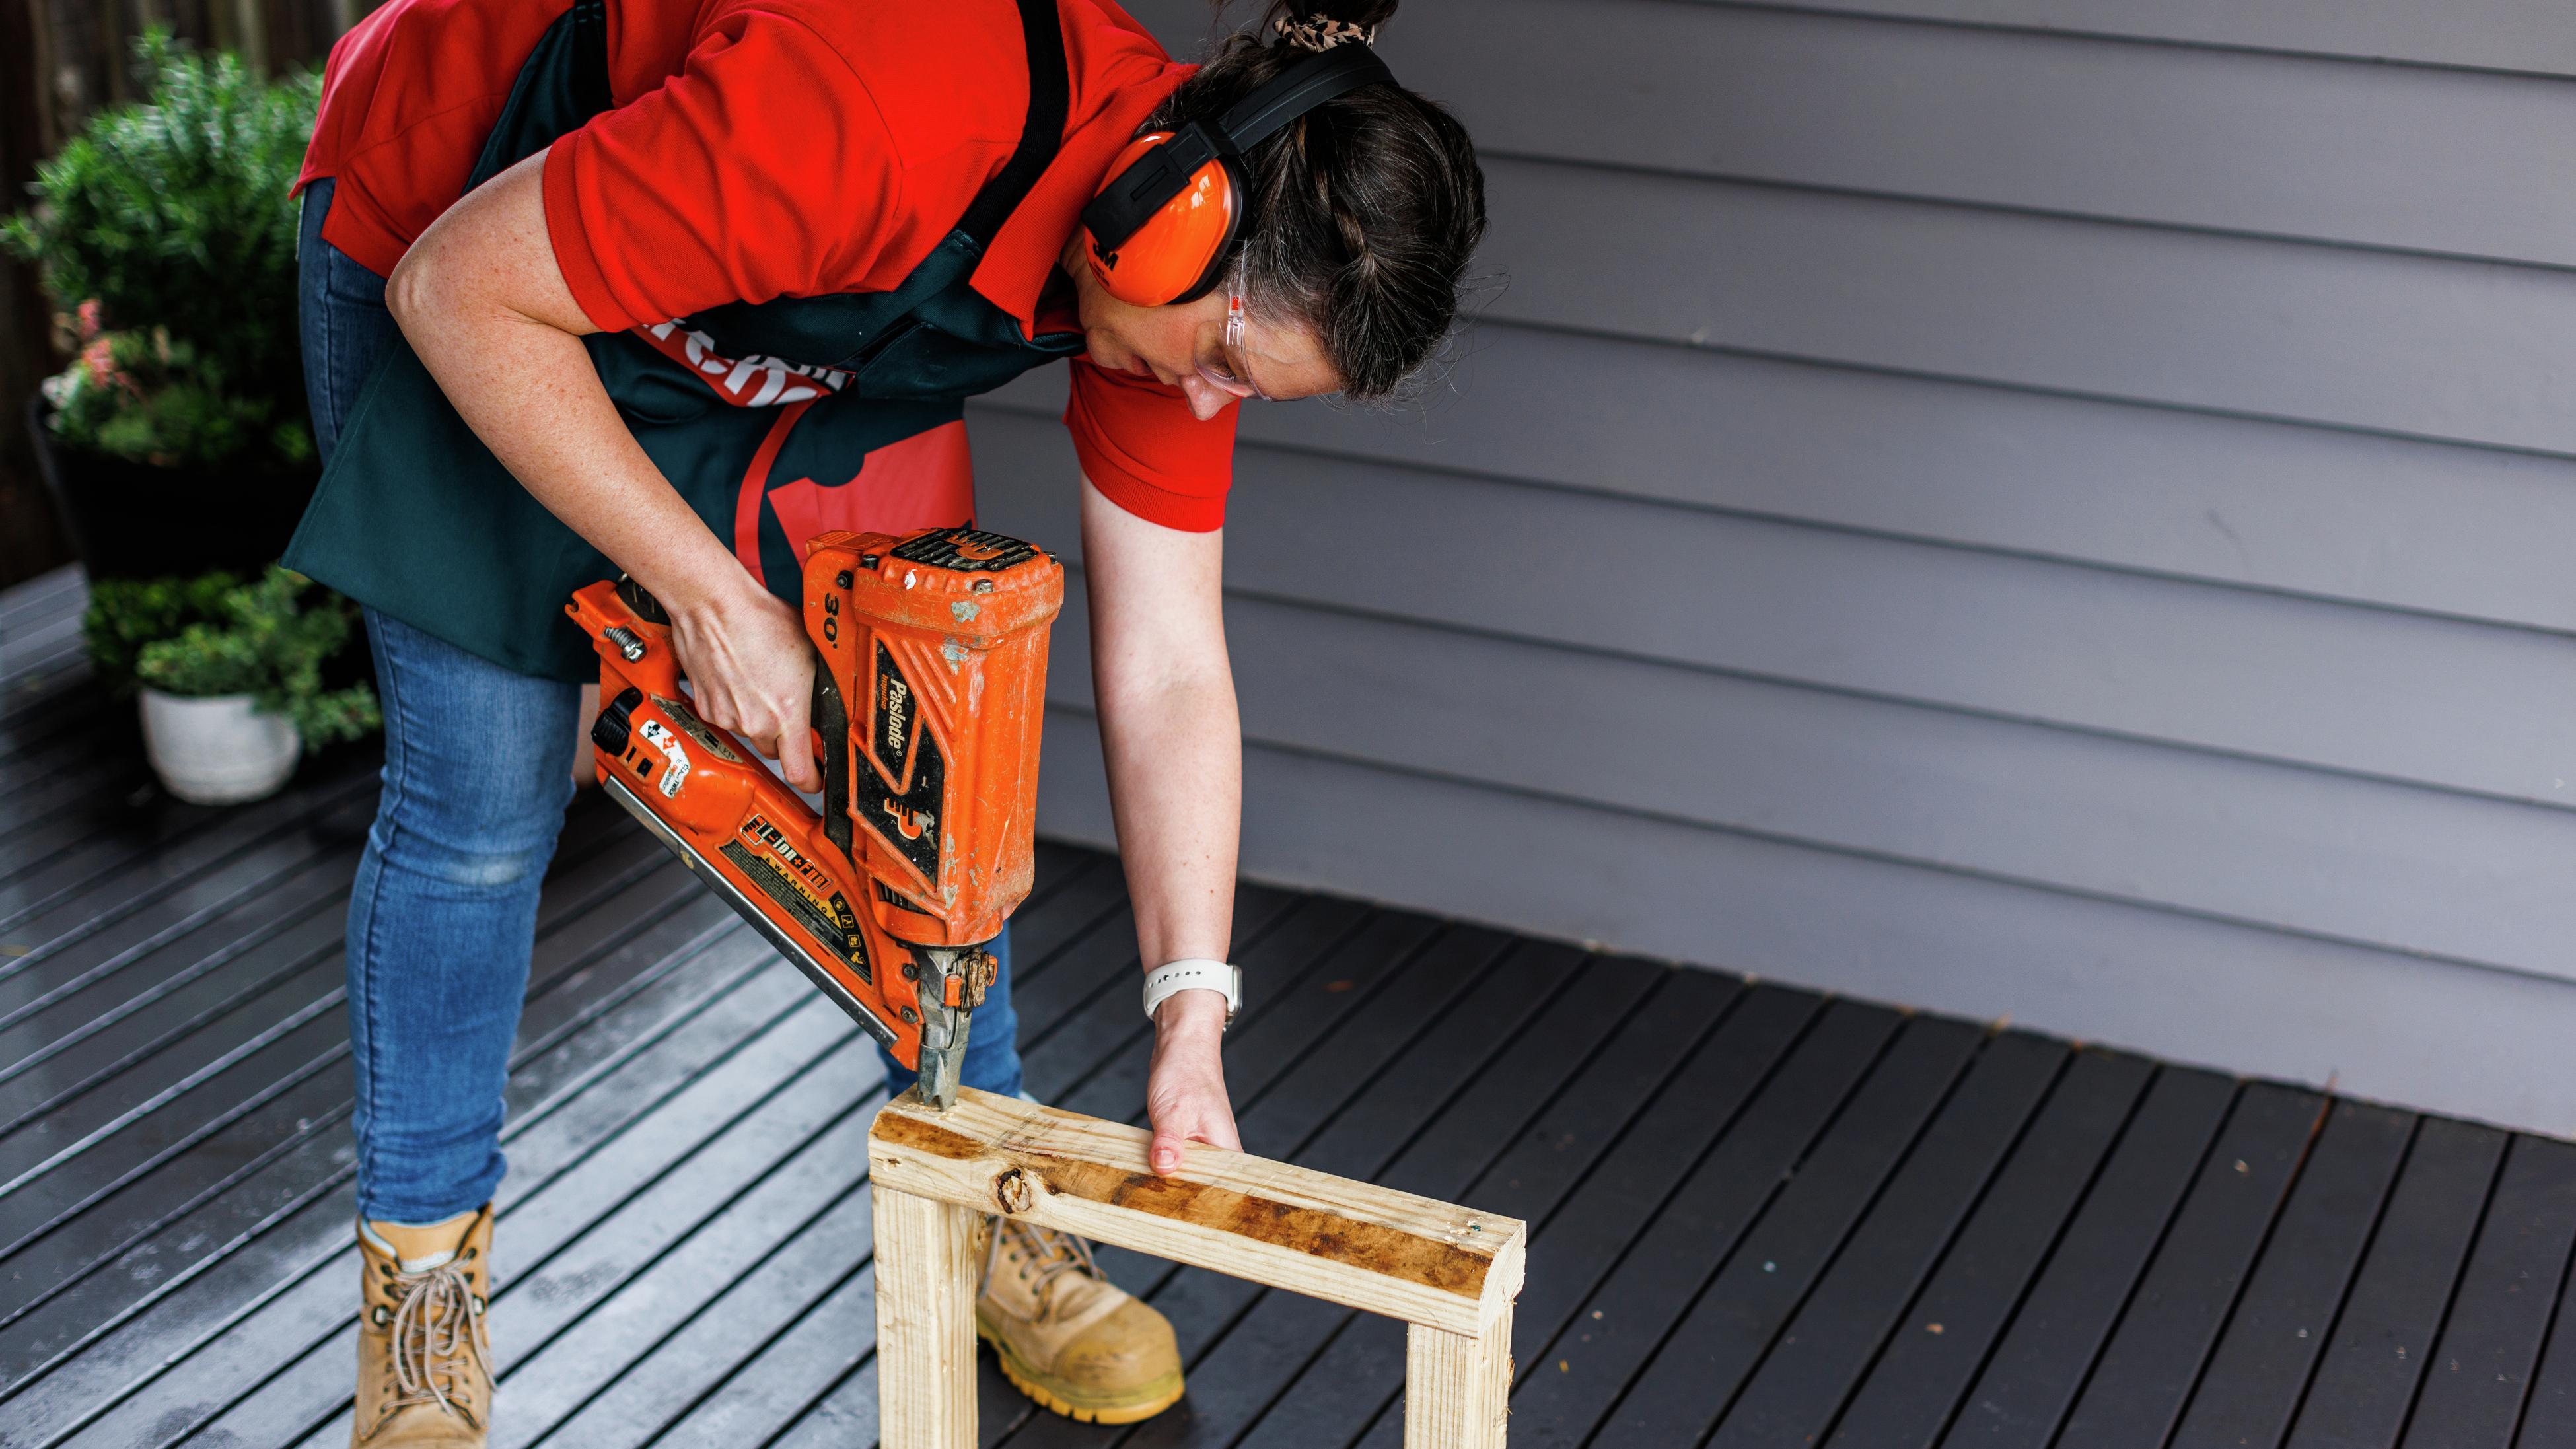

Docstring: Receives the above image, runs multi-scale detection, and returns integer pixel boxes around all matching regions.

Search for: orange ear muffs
[1077,45,1396,310]
[1083,133,1244,308]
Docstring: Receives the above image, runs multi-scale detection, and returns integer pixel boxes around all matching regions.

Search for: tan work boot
[976,1217,1184,1423]
[351,1205,494,1446]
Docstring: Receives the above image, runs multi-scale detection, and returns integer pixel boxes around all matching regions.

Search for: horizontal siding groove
[978,330,2576,635]
[1366,0,2576,267]
[1123,0,2576,83]
[968,397,2576,644]
[1474,155,2576,454]
[1040,553,2576,824]
[1044,577,2576,973]
[1668,0,2576,81]
[975,409,2576,807]
[1659,0,2576,79]
[1468,144,2576,280]
[1452,312,2576,469]
[1039,699,2563,991]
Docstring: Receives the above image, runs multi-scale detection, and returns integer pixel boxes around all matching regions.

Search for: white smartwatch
[1141,958,1242,1030]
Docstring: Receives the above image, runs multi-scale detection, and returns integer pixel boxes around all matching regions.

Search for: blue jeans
[299,180,1023,1223]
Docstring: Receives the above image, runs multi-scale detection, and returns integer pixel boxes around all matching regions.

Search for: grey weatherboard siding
[970,0,2576,1133]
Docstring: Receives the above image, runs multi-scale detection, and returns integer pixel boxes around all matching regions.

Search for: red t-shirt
[300,0,1235,531]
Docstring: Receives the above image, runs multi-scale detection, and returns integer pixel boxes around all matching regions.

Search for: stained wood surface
[869,1089,1527,1336]
[8,564,2576,1449]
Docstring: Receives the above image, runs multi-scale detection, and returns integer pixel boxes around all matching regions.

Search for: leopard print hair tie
[1273,14,1377,51]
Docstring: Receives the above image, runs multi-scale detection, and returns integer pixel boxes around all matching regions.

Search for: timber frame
[868,1086,1527,1448]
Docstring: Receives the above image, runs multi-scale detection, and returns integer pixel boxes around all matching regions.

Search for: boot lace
[984,1218,1102,1320]
[381,1257,490,1423]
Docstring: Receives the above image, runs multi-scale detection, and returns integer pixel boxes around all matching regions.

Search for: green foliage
[82,568,241,693]
[107,567,380,748]
[40,325,308,467]
[3,30,320,470]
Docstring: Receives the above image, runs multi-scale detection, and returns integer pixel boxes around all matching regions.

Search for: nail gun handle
[810,649,854,857]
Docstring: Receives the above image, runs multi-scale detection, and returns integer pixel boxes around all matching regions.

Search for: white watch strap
[1142,958,1241,1028]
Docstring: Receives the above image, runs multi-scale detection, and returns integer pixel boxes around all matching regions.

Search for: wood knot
[993,1166,1036,1215]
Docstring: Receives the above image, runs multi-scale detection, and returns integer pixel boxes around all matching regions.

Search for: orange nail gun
[566,526,1062,1108]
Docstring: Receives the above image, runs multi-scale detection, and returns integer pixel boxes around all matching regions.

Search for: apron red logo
[638,321,853,407]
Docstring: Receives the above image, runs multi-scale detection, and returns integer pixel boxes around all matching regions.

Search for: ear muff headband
[1082,44,1396,308]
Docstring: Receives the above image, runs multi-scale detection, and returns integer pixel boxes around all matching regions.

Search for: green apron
[284,0,1085,682]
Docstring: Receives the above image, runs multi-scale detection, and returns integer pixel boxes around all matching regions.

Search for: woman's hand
[666,574,820,793]
[1145,990,1239,1175]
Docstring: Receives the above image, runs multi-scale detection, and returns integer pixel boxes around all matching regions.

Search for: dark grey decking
[5,560,2576,1449]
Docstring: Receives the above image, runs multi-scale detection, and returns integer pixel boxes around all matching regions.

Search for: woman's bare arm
[386,151,820,789]
[1081,476,1242,1175]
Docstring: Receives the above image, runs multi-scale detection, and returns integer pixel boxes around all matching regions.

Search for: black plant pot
[25,395,320,583]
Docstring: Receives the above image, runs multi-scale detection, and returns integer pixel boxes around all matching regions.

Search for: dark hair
[1149,1,1485,402]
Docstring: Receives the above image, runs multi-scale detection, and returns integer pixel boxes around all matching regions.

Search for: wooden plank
[0,765,377,943]
[1705,1031,2068,1446]
[2166,1101,2417,1449]
[2283,1117,2508,1449]
[995,912,1494,1433]
[1035,713,2576,1143]
[1593,1016,1987,1446]
[0,671,111,756]
[0,916,775,1411]
[2404,1136,2576,1447]
[873,1096,1527,1337]
[984,413,2576,816]
[1357,0,2576,267]
[0,901,755,1392]
[1469,155,2576,456]
[0,565,82,631]
[462,1066,884,1445]
[1047,583,2576,981]
[18,960,828,1447]
[984,940,1601,1449]
[1503,999,1902,1448]
[200,1018,877,1448]
[636,880,1314,1449]
[0,703,120,802]
[1110,953,1672,1448]
[1238,969,1750,1449]
[1940,1067,2237,1446]
[2051,1083,2324,1446]
[1824,1049,2156,1448]
[2507,1176,2576,1444]
[0,834,673,1220]
[777,922,1498,1449]
[523,1147,878,1448]
[1406,1310,1512,1449]
[643,1254,877,1446]
[869,1184,980,1449]
[0,855,349,1094]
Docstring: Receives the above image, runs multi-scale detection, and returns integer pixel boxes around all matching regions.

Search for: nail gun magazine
[565,526,1061,1108]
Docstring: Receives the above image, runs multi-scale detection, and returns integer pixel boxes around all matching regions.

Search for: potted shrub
[88,566,379,804]
[4,32,322,581]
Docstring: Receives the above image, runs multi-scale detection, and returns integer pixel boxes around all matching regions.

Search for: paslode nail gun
[566,526,1061,1108]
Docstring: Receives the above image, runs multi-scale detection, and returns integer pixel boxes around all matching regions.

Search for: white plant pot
[139,689,301,806]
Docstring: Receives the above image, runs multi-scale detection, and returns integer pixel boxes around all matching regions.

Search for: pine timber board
[7,566,2576,1447]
